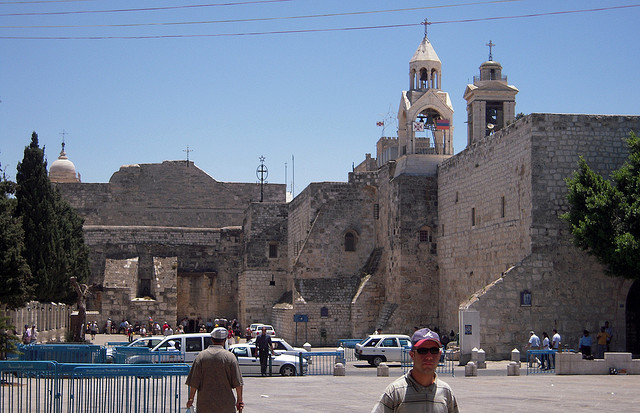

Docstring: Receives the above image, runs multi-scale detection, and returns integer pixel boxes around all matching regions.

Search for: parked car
[106,336,165,363]
[246,337,307,356]
[354,334,411,366]
[229,343,306,376]
[251,324,276,338]
[127,333,214,364]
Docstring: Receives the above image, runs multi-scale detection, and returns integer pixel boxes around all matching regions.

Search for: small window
[374,204,380,220]
[233,347,248,357]
[501,196,506,218]
[471,208,476,226]
[269,242,278,258]
[320,307,329,318]
[345,232,356,252]
[419,230,431,243]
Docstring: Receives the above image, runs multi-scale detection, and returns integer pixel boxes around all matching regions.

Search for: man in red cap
[372,328,458,412]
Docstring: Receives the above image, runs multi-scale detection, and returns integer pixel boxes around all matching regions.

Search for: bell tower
[397,20,454,159]
[463,40,519,146]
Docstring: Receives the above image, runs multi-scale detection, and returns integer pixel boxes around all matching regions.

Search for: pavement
[90,334,640,412]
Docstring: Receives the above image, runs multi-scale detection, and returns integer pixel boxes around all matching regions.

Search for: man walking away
[185,327,244,413]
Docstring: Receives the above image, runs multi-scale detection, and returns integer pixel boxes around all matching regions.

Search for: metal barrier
[301,350,345,375]
[526,350,557,375]
[67,364,190,413]
[337,339,362,362]
[112,348,186,364]
[401,348,455,376]
[0,361,190,413]
[18,344,107,364]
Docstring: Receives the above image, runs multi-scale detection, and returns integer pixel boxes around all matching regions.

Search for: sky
[1,0,639,196]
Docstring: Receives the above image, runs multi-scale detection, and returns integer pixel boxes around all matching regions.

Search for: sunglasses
[414,347,440,355]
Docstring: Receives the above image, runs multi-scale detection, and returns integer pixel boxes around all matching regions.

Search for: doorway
[625,280,640,356]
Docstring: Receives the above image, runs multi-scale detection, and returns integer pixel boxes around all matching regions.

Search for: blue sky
[1,0,638,196]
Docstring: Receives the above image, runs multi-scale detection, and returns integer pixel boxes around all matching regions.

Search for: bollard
[471,347,479,364]
[377,362,389,377]
[334,362,346,376]
[477,348,486,369]
[303,342,312,352]
[511,348,521,367]
[507,361,520,376]
[465,361,477,377]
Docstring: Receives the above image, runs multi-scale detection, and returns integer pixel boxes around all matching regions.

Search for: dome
[49,143,80,183]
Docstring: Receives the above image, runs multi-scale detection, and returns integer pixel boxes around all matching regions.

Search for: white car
[246,337,307,357]
[229,343,306,376]
[126,333,214,364]
[106,336,165,363]
[251,324,276,338]
[354,334,412,366]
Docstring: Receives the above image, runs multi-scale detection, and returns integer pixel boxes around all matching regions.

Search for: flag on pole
[436,119,450,130]
[413,121,424,132]
[376,121,384,127]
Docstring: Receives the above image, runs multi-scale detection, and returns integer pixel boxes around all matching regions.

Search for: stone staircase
[360,248,383,278]
[374,302,398,331]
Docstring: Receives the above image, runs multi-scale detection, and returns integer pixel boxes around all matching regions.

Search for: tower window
[345,232,356,252]
[471,208,476,227]
[419,227,432,243]
[501,196,506,218]
[268,242,278,258]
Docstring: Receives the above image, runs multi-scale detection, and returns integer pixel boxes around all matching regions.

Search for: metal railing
[302,350,345,375]
[16,344,107,364]
[110,347,186,364]
[401,348,455,376]
[0,361,190,413]
[337,339,361,362]
[526,349,557,375]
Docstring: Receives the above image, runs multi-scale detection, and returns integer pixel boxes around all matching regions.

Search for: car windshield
[364,338,380,347]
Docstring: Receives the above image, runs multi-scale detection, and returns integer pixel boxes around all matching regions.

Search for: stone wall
[443,113,640,359]
[58,161,285,228]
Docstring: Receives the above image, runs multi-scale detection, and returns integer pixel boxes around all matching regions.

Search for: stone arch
[625,280,640,356]
[344,230,358,252]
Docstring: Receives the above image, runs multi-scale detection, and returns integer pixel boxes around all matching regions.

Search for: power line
[0,0,524,29]
[1,4,637,40]
[0,0,293,16]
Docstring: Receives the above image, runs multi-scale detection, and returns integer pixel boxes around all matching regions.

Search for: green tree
[15,132,89,303]
[563,131,640,279]
[0,165,33,308]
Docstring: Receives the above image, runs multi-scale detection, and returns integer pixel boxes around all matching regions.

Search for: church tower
[397,24,454,161]
[463,41,518,146]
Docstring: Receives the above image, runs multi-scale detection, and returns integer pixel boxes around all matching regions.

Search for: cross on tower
[486,40,495,61]
[183,145,193,167]
[421,18,430,38]
[59,129,68,152]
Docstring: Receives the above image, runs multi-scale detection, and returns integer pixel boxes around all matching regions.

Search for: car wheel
[280,364,296,376]
[372,356,385,367]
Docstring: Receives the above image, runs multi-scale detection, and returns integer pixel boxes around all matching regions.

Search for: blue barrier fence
[401,348,455,376]
[302,350,345,375]
[337,339,362,362]
[111,347,186,364]
[17,344,107,364]
[0,361,190,413]
[526,349,557,375]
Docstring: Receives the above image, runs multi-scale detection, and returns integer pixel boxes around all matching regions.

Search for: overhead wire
[0,0,524,29]
[0,3,638,40]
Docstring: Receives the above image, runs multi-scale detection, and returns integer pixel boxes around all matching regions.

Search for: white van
[127,333,216,363]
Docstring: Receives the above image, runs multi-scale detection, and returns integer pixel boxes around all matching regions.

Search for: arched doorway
[625,280,640,356]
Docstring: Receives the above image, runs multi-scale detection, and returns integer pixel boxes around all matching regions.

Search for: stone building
[53,33,640,358]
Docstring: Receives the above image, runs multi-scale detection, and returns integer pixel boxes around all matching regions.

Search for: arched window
[419,68,428,89]
[345,232,356,252]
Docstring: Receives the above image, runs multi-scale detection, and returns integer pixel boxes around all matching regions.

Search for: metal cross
[486,40,495,61]
[421,18,430,37]
[183,145,193,166]
[59,129,68,152]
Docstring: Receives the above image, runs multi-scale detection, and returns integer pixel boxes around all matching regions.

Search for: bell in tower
[463,40,519,146]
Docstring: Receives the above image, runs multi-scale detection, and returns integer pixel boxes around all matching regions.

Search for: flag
[436,119,450,130]
[413,121,424,132]
[376,121,384,127]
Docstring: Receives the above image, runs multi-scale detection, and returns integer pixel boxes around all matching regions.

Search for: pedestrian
[596,326,610,358]
[30,325,38,344]
[579,330,592,359]
[90,321,98,340]
[227,326,235,348]
[185,327,244,413]
[372,327,458,413]
[255,326,276,376]
[551,328,561,368]
[541,332,550,369]
[526,331,541,367]
[604,321,613,351]
[22,324,31,345]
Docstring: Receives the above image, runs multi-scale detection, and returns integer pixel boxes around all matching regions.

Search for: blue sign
[293,314,308,322]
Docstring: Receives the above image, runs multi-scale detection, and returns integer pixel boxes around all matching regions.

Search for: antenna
[183,145,193,167]
[291,155,295,198]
